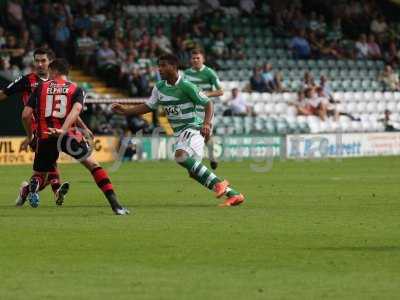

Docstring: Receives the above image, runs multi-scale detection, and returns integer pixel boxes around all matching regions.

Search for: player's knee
[81,158,100,171]
[174,150,189,164]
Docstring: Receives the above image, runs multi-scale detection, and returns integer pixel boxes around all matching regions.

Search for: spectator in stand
[319,75,333,98]
[293,90,313,116]
[305,87,328,121]
[379,64,400,91]
[0,58,20,81]
[367,34,381,60]
[385,41,400,66]
[6,0,25,33]
[354,34,369,59]
[250,67,268,93]
[96,40,117,68]
[230,88,252,116]
[230,35,246,60]
[317,14,327,35]
[152,27,172,54]
[327,18,343,41]
[211,31,228,59]
[308,12,319,32]
[52,19,70,58]
[316,86,339,121]
[270,72,287,93]
[75,29,97,68]
[302,71,316,89]
[240,0,256,15]
[261,63,274,87]
[380,109,400,131]
[74,8,92,31]
[291,9,307,32]
[2,35,25,68]
[289,29,311,59]
[370,14,388,39]
[0,27,6,49]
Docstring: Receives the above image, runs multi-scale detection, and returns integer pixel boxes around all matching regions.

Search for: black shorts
[33,135,90,172]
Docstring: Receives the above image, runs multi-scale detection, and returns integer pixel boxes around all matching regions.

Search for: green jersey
[145,75,210,136]
[183,65,222,92]
[184,65,221,116]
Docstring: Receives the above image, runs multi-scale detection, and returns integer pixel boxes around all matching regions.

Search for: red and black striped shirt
[4,73,45,105]
[27,79,85,140]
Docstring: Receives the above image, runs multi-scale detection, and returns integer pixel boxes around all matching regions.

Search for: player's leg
[60,134,129,215]
[47,165,70,206]
[174,129,244,206]
[206,137,218,170]
[17,138,58,207]
[80,157,129,215]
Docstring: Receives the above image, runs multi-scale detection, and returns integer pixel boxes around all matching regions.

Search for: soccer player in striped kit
[21,59,129,215]
[112,54,244,207]
[184,48,224,170]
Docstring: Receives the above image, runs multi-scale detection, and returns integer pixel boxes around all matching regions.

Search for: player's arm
[205,70,224,98]
[21,106,34,141]
[112,86,158,116]
[0,76,29,101]
[20,91,37,150]
[76,116,94,139]
[111,103,152,116]
[0,90,8,101]
[185,82,213,141]
[60,102,83,133]
[201,101,213,141]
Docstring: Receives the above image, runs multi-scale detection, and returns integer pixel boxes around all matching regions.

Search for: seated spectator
[2,35,25,68]
[250,67,268,93]
[211,31,228,59]
[0,27,6,49]
[384,41,400,66]
[308,12,319,32]
[367,34,381,60]
[0,58,20,81]
[52,19,70,58]
[379,65,400,91]
[240,0,256,15]
[319,75,333,98]
[305,87,328,121]
[230,36,246,60]
[317,14,327,35]
[96,40,117,68]
[289,29,311,59]
[292,90,313,116]
[270,71,287,93]
[302,71,316,89]
[230,88,252,116]
[261,63,274,85]
[152,27,172,54]
[355,34,368,59]
[379,109,400,131]
[316,87,339,121]
[370,14,388,39]
[75,29,97,68]
[326,18,343,41]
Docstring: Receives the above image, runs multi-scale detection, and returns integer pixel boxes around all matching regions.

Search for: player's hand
[46,128,65,137]
[111,103,127,115]
[201,123,212,142]
[20,137,32,151]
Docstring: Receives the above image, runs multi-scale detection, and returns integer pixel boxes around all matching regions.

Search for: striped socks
[179,157,240,197]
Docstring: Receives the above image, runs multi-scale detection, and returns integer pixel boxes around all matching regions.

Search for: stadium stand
[1,0,400,136]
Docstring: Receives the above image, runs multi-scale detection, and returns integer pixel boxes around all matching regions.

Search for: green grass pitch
[0,157,399,299]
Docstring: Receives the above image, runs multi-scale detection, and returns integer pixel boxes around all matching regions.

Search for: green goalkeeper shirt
[145,75,210,136]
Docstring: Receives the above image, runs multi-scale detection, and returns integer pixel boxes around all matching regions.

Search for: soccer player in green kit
[112,54,244,207]
[184,48,223,170]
